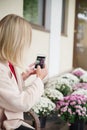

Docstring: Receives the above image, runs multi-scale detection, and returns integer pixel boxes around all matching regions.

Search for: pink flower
[68,108,72,114]
[76,109,81,115]
[56,94,87,124]
[75,105,83,111]
[67,123,71,126]
[70,101,76,105]
[72,70,84,77]
[73,83,87,90]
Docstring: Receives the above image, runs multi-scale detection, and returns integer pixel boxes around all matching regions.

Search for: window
[61,0,69,35]
[23,0,51,31]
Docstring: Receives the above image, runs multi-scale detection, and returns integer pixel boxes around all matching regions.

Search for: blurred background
[0,0,87,81]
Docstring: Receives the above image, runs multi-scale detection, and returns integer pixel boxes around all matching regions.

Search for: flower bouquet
[44,88,63,103]
[73,83,87,91]
[80,73,87,83]
[60,73,79,86]
[72,89,87,97]
[56,94,87,124]
[54,77,73,96]
[72,68,86,78]
[53,73,79,96]
[32,97,55,117]
[32,97,55,128]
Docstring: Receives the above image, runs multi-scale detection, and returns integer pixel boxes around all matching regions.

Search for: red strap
[9,62,17,82]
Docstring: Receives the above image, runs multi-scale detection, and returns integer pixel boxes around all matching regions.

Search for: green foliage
[56,84,71,96]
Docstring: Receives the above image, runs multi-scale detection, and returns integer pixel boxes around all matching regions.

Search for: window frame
[23,0,50,32]
[61,0,69,36]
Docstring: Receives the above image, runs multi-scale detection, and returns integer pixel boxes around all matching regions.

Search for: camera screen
[35,56,45,68]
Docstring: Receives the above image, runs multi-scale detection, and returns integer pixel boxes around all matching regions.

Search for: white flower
[44,73,80,96]
[44,88,63,102]
[80,73,87,82]
[32,97,56,116]
[60,73,79,86]
[44,80,58,89]
[44,73,79,89]
[72,88,87,97]
[56,77,72,91]
[45,77,73,96]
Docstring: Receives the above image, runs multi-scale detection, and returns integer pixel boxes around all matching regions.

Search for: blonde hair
[0,14,32,67]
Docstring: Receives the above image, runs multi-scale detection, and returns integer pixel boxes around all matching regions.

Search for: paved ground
[41,116,87,130]
[24,112,87,130]
[41,116,68,130]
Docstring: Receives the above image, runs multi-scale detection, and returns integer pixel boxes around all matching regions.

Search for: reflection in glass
[75,0,87,69]
[23,0,44,26]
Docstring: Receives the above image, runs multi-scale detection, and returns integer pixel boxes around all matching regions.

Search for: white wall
[49,0,62,77]
[24,29,50,67]
[49,0,76,76]
[0,0,23,19]
[59,0,76,73]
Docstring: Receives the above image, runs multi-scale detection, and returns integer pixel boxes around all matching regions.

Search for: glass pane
[61,0,68,35]
[23,0,44,26]
[75,0,87,69]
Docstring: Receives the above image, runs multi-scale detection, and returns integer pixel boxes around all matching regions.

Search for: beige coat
[0,62,44,130]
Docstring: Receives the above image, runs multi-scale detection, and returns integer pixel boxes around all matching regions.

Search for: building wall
[59,0,76,73]
[24,29,50,68]
[0,0,23,19]
[49,0,62,77]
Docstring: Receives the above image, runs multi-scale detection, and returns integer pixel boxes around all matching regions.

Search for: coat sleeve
[0,72,44,112]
